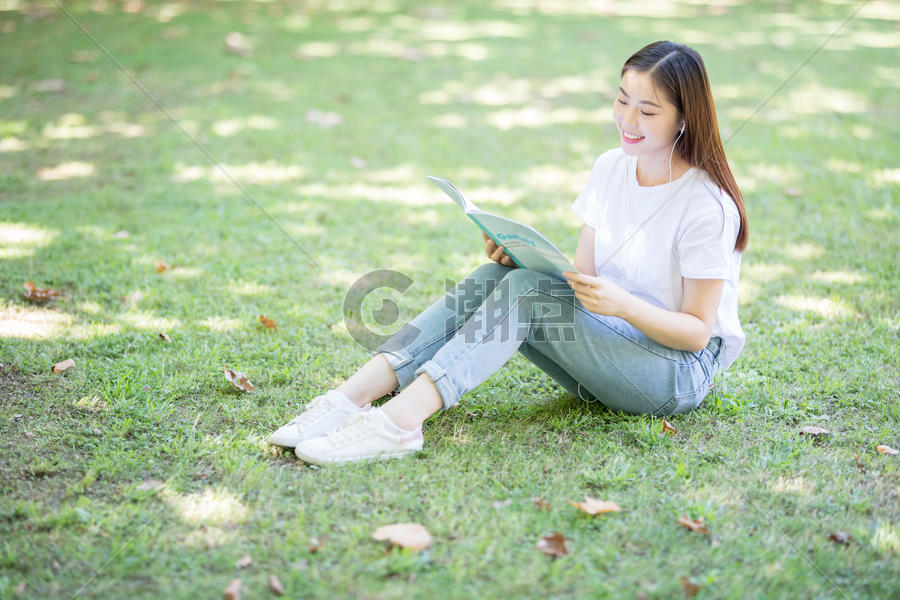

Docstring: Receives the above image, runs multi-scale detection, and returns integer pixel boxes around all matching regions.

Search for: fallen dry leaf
[156,260,173,273]
[876,444,898,455]
[662,419,677,435]
[235,554,252,569]
[259,315,277,330]
[51,358,75,374]
[372,523,431,551]
[799,425,829,436]
[307,537,322,553]
[828,531,852,545]
[536,532,571,557]
[224,367,254,392]
[223,578,242,600]
[569,496,621,515]
[268,575,285,596]
[225,32,252,56]
[677,516,709,534]
[136,480,164,491]
[680,575,701,598]
[533,497,552,511]
[158,333,172,342]
[23,281,61,304]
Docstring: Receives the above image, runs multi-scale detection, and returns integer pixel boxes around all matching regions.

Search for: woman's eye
[640,111,656,117]
[617,98,627,105]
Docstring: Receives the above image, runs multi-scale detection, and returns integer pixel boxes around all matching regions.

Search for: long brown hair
[622,41,748,252]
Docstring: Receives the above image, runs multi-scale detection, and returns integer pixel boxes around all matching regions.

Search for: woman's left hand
[562,271,632,318]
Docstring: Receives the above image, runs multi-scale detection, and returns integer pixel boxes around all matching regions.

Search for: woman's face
[613,69,683,161]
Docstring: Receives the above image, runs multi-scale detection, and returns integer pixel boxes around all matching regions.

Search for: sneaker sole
[294,446,422,466]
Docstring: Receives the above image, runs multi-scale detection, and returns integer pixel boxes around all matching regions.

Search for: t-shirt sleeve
[677,197,740,280]
[570,154,605,229]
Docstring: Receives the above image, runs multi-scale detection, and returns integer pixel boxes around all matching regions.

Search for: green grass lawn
[1,0,898,598]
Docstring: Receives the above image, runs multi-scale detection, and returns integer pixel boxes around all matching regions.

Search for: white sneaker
[294,407,423,466]
[267,390,369,448]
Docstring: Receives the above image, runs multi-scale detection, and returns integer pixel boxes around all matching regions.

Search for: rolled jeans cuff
[377,348,419,392]
[414,360,459,410]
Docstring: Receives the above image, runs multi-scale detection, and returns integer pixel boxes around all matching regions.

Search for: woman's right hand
[482,232,517,268]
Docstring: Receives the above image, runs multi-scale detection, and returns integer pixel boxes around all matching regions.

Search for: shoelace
[291,394,333,428]
[324,412,374,446]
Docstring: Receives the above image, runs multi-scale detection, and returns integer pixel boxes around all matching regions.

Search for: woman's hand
[483,232,518,268]
[563,271,632,318]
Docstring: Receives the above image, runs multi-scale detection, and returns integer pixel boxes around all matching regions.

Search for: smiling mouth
[622,130,645,142]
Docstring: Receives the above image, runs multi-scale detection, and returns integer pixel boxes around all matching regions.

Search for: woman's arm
[563,273,723,352]
[573,224,597,276]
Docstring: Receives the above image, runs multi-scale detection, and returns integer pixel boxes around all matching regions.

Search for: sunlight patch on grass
[868,168,900,189]
[486,106,609,130]
[211,115,278,137]
[119,312,183,332]
[0,222,57,258]
[522,165,584,196]
[164,488,248,526]
[742,262,794,283]
[226,281,275,296]
[776,294,857,319]
[294,41,340,58]
[768,476,813,495]
[781,83,870,116]
[826,158,863,174]
[171,161,305,184]
[0,84,17,100]
[807,270,869,285]
[871,522,900,555]
[783,243,825,261]
[198,316,243,332]
[0,306,73,339]
[37,161,95,181]
[0,136,26,152]
[42,113,95,140]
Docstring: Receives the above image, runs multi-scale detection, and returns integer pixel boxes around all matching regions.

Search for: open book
[427,175,578,281]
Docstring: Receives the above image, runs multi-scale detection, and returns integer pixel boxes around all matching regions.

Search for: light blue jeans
[374,263,722,417]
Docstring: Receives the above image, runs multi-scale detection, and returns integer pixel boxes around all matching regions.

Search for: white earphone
[668,122,686,184]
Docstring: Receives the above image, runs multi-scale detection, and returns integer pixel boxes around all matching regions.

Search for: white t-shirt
[571,148,745,370]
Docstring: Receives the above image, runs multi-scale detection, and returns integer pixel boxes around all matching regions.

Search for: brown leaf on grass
[569,496,621,515]
[307,537,322,553]
[156,260,173,273]
[876,444,898,455]
[158,333,172,342]
[23,281,61,304]
[259,315,277,330]
[225,32,252,56]
[677,516,709,534]
[536,532,571,557]
[828,532,852,545]
[662,419,677,435]
[223,578,242,600]
[51,358,75,374]
[224,367,254,392]
[799,425,829,436]
[533,497,552,511]
[136,480,164,491]
[680,575,701,598]
[234,554,252,569]
[268,575,285,596]
[372,523,431,551]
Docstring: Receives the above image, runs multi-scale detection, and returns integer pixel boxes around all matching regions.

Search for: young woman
[269,41,748,465]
